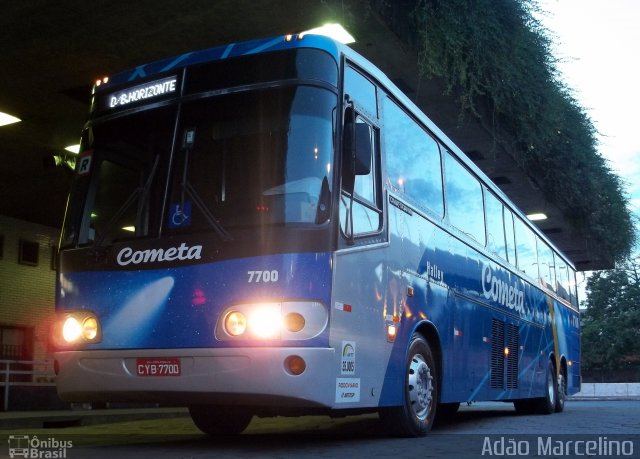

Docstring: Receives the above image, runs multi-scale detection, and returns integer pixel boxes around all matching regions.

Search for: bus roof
[95,33,575,270]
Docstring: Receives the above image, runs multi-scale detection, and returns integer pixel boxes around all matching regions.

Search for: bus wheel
[380,334,438,437]
[555,370,566,413]
[514,360,557,415]
[189,405,253,435]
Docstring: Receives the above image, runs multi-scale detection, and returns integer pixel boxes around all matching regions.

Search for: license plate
[136,358,181,376]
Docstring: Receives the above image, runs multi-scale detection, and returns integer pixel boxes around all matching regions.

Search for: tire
[380,334,438,437]
[189,405,253,435]
[513,360,558,415]
[555,369,566,413]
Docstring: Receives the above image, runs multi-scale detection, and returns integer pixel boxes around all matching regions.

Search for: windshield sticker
[77,150,93,176]
[335,378,360,403]
[168,201,192,229]
[341,341,356,375]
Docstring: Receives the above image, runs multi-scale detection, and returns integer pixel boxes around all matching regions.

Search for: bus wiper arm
[182,181,233,242]
[91,155,160,252]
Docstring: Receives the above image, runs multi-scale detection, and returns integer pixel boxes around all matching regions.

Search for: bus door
[330,64,389,408]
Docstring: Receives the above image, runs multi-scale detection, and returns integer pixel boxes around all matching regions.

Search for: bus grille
[490,320,520,390]
[506,323,519,389]
[490,319,505,389]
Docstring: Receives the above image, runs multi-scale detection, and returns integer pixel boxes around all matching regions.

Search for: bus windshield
[64,85,335,246]
[167,85,335,235]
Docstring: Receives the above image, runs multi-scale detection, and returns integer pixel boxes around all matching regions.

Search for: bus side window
[556,258,571,301]
[340,113,381,237]
[504,209,517,265]
[484,190,507,260]
[514,217,538,279]
[444,152,485,245]
[569,267,579,307]
[382,97,444,217]
[537,239,557,292]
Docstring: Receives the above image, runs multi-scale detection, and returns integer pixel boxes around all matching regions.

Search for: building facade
[0,215,59,363]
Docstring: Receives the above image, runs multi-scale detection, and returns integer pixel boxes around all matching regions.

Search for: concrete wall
[571,383,640,400]
[0,215,59,362]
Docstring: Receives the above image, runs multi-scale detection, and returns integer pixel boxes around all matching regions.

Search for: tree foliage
[373,0,637,263]
[581,258,640,379]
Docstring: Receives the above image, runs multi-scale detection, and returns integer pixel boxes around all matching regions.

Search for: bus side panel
[330,245,396,408]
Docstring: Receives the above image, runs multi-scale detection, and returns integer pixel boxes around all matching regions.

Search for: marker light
[387,324,397,342]
[284,312,305,332]
[504,346,510,357]
[224,311,247,336]
[284,355,306,375]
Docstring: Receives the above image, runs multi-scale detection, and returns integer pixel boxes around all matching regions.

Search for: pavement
[0,407,189,430]
[1,383,638,430]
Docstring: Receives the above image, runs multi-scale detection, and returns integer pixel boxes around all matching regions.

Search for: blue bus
[53,32,580,436]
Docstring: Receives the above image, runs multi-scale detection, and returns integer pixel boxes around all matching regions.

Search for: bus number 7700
[247,270,279,283]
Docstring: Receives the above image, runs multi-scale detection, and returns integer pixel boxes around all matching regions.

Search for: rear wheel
[189,405,253,435]
[380,334,438,437]
[513,360,557,415]
[555,369,567,413]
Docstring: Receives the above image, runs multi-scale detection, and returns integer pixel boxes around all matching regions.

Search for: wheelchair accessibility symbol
[169,201,192,229]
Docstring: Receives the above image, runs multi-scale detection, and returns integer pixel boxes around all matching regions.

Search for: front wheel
[189,405,253,435]
[380,334,438,437]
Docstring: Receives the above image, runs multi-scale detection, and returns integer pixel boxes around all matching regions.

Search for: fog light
[285,355,306,375]
[62,317,83,343]
[224,311,247,336]
[284,312,305,332]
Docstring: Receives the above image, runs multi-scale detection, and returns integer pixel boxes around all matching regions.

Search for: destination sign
[104,75,178,109]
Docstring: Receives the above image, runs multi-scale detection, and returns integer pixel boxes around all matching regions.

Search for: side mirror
[352,123,372,176]
[344,119,372,176]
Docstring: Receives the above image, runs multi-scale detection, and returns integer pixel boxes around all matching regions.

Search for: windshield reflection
[167,86,335,234]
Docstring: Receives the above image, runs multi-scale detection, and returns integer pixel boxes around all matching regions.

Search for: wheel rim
[558,374,566,403]
[547,369,556,405]
[408,354,433,421]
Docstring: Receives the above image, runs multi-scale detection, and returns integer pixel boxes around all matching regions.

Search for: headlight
[248,305,282,339]
[62,317,82,343]
[224,311,247,336]
[216,301,327,341]
[55,311,102,346]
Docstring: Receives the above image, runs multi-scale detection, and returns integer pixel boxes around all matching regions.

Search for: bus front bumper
[55,347,335,408]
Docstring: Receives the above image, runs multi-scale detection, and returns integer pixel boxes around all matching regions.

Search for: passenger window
[555,258,571,301]
[485,190,507,259]
[504,209,517,265]
[444,153,485,244]
[537,239,556,291]
[383,97,443,217]
[569,268,579,307]
[345,66,377,118]
[514,217,538,279]
[340,113,381,237]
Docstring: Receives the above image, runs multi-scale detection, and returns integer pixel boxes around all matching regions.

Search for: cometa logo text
[117,243,202,266]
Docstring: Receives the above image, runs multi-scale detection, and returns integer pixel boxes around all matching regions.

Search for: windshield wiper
[91,154,160,253]
[179,128,232,242]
